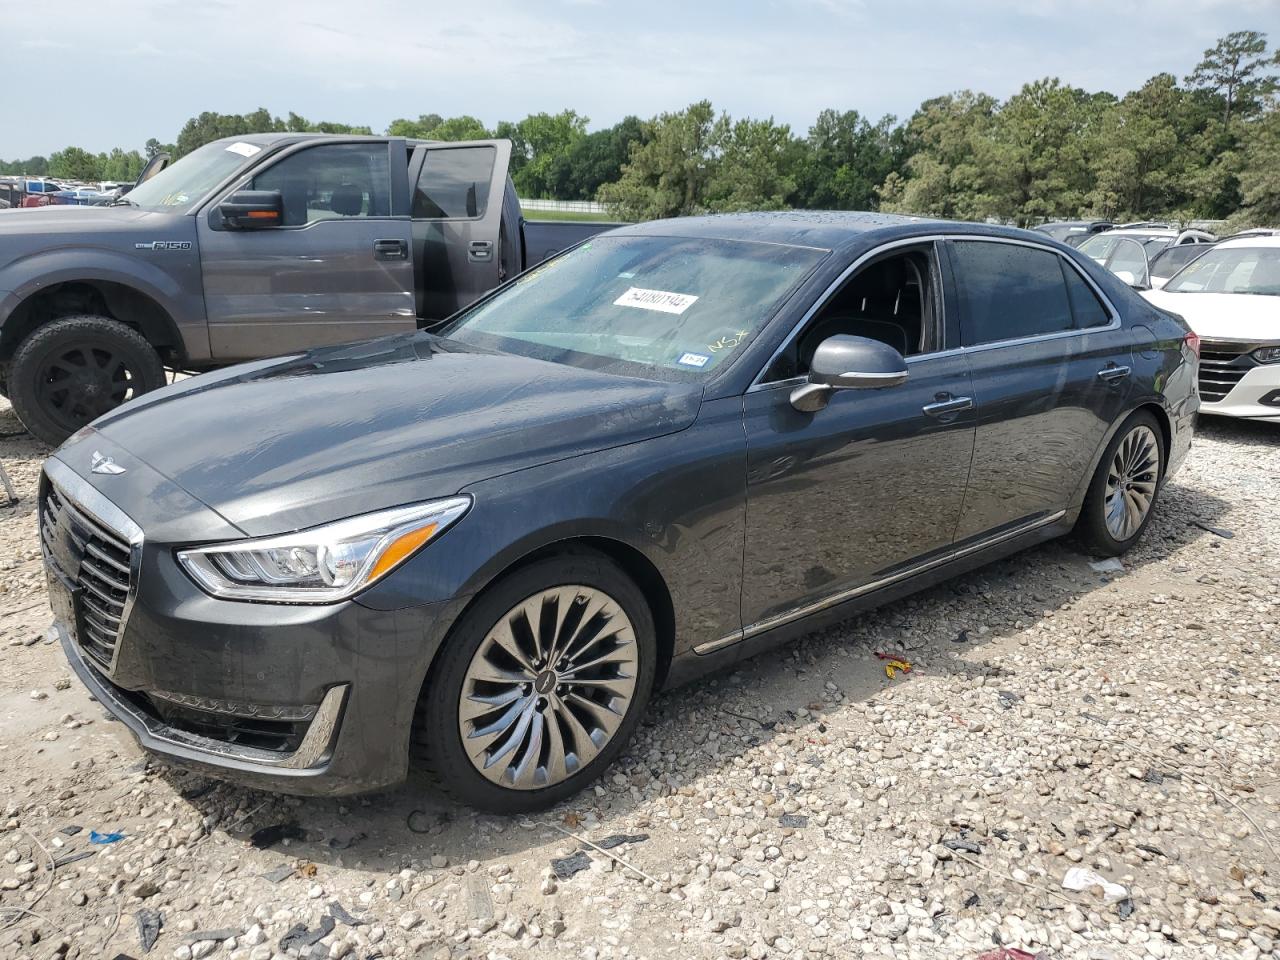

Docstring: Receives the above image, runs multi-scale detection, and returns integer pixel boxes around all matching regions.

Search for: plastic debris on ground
[135,909,163,953]
[183,928,239,942]
[976,948,1041,960]
[591,833,650,850]
[874,651,913,679]
[549,850,592,880]
[52,850,95,868]
[329,901,365,926]
[778,814,808,829]
[278,915,335,953]
[1193,520,1234,539]
[1089,557,1125,574]
[261,865,295,884]
[1062,865,1129,903]
[943,837,982,855]
[89,830,125,844]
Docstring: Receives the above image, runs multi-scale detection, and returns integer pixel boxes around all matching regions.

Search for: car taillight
[1184,331,1201,358]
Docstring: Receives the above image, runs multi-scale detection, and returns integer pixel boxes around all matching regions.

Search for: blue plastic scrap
[90,830,126,844]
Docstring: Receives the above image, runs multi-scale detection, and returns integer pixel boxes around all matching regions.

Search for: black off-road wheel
[412,552,657,813]
[9,315,166,446]
[1075,410,1165,557]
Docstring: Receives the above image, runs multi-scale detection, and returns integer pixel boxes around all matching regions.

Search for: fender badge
[90,451,126,476]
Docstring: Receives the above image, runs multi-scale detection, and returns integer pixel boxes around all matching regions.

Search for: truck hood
[1142,289,1280,342]
[70,335,703,537]
[0,204,177,237]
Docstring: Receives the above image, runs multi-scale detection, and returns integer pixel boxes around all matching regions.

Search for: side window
[764,246,939,382]
[251,143,391,226]
[951,241,1073,347]
[414,146,495,220]
[1061,262,1111,329]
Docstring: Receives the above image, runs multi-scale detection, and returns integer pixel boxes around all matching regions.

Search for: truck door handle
[468,240,493,263]
[922,394,974,419]
[1097,364,1131,383]
[373,239,408,261]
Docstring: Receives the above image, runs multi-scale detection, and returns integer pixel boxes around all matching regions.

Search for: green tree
[795,109,905,210]
[144,138,174,159]
[422,116,491,141]
[284,112,373,135]
[0,156,49,176]
[1232,107,1280,226]
[98,148,145,181]
[706,117,800,211]
[48,146,102,181]
[598,101,720,219]
[1186,30,1278,124]
[386,114,444,138]
[174,108,281,156]
[554,116,646,201]
[508,110,589,198]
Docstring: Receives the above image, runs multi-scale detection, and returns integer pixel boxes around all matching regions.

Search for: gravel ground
[1,395,1278,960]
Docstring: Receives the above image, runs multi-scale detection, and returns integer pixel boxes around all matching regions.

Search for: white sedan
[1143,236,1280,422]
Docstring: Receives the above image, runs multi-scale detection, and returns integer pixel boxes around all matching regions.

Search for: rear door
[196,139,416,361]
[407,139,513,321]
[944,237,1133,543]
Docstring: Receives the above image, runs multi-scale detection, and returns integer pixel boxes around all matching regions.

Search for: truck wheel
[9,315,166,446]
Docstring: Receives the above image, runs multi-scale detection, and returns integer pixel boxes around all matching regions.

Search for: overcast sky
[4,0,1279,157]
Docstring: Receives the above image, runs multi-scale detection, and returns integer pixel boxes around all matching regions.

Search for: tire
[9,315,166,446]
[413,551,657,813]
[1075,410,1165,557]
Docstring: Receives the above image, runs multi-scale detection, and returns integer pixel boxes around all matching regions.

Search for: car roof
[1218,235,1280,250]
[609,211,1050,253]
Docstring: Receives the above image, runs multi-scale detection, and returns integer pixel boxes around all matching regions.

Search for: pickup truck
[0,134,621,444]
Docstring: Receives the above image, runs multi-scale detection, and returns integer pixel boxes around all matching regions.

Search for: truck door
[408,139,513,321]
[196,139,416,361]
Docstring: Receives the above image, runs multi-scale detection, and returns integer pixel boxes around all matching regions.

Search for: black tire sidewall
[417,553,657,813]
[1078,410,1165,556]
[9,315,166,446]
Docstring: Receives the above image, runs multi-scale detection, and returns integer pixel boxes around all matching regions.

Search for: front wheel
[1076,410,1165,556]
[8,315,166,446]
[413,553,657,812]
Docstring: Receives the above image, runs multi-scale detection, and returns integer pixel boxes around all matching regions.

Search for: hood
[75,335,703,536]
[1142,289,1279,343]
[0,204,171,236]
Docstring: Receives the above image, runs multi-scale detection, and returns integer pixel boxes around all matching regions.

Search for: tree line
[4,30,1276,228]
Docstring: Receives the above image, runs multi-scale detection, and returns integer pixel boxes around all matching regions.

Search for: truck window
[413,146,495,220]
[252,143,392,226]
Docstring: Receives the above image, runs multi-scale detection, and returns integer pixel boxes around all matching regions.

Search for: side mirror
[790,335,909,413]
[218,190,284,230]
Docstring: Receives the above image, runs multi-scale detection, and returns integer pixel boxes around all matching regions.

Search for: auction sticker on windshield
[614,287,699,315]
[225,142,262,158]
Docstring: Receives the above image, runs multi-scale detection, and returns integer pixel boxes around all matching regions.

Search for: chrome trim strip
[694,509,1067,655]
[747,234,1121,393]
[60,626,347,770]
[42,457,143,678]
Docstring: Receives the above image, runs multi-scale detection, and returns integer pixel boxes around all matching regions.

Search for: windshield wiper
[109,196,138,207]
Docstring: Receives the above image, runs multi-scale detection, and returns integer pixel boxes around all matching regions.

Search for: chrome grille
[1198,342,1251,404]
[40,482,134,671]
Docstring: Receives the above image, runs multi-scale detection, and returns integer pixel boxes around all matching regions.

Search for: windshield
[122,140,262,213]
[440,235,827,379]
[1151,245,1208,277]
[1164,246,1280,296]
[1080,233,1173,261]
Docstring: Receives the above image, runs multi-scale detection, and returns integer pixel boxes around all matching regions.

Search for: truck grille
[1198,342,1252,404]
[40,482,134,671]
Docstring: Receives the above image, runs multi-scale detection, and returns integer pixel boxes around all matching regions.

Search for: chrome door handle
[1097,364,1131,383]
[468,240,493,263]
[922,395,973,418]
[373,239,408,261]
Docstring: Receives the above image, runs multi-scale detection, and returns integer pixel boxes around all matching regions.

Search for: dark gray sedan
[40,213,1198,811]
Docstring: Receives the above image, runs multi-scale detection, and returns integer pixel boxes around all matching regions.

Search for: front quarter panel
[356,395,749,668]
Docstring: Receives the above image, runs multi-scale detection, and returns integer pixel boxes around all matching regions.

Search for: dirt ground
[1,395,1278,960]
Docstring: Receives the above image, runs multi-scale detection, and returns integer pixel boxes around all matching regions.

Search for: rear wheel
[1076,410,1164,556]
[413,553,656,812]
[9,315,166,446]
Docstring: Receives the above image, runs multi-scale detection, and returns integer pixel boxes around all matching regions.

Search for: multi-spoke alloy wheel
[1104,424,1159,541]
[458,586,639,790]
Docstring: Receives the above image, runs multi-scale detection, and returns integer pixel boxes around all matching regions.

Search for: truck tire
[9,315,166,446]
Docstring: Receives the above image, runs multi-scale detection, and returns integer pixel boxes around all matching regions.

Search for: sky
[4,0,1279,158]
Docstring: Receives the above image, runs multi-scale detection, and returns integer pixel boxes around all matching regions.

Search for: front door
[740,243,977,633]
[408,139,513,322]
[943,238,1135,542]
[197,139,416,361]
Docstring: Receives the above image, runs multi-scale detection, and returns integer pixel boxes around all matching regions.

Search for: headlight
[1252,346,1280,364]
[176,497,471,603]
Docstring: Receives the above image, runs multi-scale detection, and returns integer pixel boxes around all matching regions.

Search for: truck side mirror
[219,190,285,230]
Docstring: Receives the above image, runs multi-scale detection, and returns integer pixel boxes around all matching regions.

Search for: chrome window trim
[748,233,1122,393]
[42,457,143,678]
[695,509,1067,654]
